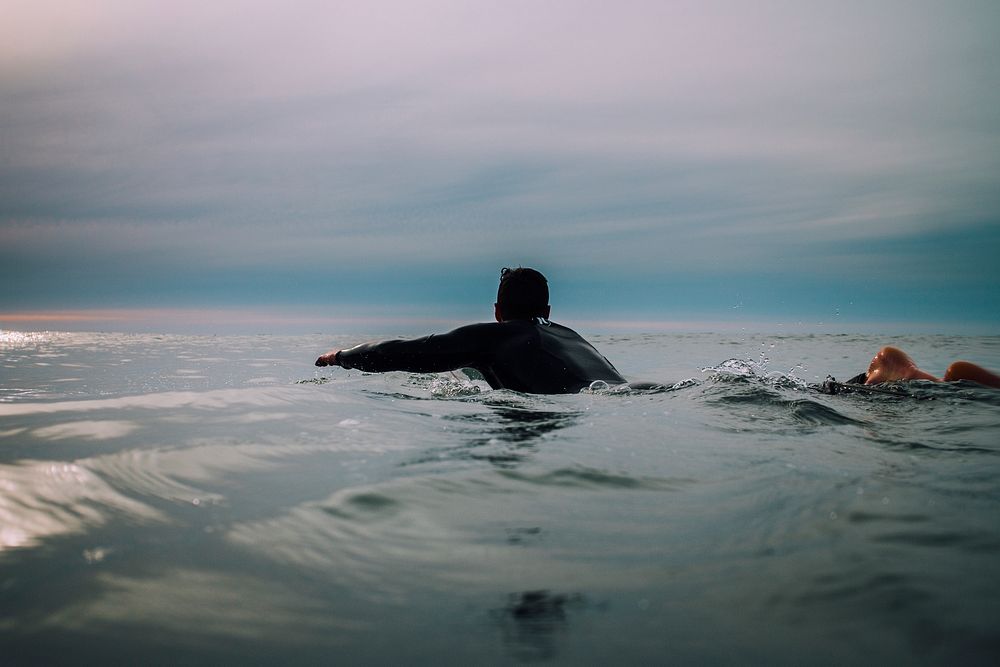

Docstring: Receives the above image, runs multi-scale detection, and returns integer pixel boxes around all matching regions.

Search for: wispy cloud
[2,1,999,328]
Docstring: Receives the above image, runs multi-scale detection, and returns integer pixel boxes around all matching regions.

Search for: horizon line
[1,307,996,336]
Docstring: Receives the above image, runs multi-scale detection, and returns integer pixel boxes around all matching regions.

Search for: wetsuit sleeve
[336,324,496,373]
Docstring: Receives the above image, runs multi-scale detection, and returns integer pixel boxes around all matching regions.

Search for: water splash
[702,358,809,391]
[431,374,484,398]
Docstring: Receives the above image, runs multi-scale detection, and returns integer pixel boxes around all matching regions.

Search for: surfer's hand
[315,351,340,367]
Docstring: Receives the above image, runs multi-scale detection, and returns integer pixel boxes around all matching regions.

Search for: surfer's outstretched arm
[314,324,495,373]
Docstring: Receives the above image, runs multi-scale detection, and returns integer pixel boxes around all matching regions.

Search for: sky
[2,0,999,334]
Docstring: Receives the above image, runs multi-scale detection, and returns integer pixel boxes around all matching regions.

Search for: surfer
[855,346,1000,389]
[315,267,627,394]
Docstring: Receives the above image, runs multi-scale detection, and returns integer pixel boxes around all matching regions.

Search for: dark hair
[497,267,549,319]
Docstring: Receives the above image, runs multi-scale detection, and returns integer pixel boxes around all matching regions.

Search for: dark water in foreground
[1,331,999,665]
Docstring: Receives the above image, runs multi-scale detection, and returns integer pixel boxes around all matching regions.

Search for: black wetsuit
[335,318,625,394]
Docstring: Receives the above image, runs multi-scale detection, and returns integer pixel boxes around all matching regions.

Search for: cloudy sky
[2,0,999,333]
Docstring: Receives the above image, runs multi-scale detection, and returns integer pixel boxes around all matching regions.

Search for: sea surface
[2,329,999,665]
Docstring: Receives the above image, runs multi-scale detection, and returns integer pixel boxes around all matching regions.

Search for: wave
[698,363,866,428]
[224,466,688,608]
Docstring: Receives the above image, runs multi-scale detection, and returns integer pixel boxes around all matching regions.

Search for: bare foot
[865,346,939,385]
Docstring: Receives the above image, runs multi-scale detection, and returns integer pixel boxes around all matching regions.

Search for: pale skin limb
[943,360,1000,388]
[864,346,939,384]
[864,346,1000,388]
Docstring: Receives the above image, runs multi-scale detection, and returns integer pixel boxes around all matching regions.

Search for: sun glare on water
[0,330,52,348]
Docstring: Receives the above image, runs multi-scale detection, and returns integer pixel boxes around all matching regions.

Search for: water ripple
[498,467,689,491]
[0,459,165,551]
[787,399,863,426]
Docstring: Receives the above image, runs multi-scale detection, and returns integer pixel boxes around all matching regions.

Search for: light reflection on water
[0,332,998,664]
[0,330,54,349]
[0,458,166,550]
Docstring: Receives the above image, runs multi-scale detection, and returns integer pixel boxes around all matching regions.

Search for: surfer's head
[496,267,550,321]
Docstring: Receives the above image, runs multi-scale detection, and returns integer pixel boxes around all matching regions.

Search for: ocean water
[1,329,999,665]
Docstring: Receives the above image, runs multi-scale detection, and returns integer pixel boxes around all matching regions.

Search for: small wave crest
[703,357,810,391]
[700,358,865,427]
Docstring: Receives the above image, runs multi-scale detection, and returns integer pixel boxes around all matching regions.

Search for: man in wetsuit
[315,267,626,394]
[858,346,1000,389]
